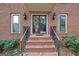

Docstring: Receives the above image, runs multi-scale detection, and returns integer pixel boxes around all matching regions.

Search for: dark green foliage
[4,40,19,50]
[63,36,79,55]
[0,40,5,53]
[5,48,20,56]
[0,39,20,56]
[6,50,14,56]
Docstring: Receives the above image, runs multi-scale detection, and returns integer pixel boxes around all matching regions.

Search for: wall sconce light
[52,12,56,20]
[23,13,27,20]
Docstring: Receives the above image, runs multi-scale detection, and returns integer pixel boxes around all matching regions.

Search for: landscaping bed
[0,39,20,56]
[62,36,79,56]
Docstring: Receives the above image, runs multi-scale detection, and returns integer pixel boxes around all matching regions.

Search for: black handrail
[20,26,30,56]
[50,26,60,56]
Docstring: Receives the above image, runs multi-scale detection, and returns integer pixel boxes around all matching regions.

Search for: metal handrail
[20,26,30,56]
[50,26,60,56]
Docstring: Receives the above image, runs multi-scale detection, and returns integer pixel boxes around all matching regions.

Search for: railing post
[20,49,23,56]
[20,26,30,56]
[50,26,60,56]
[58,48,60,56]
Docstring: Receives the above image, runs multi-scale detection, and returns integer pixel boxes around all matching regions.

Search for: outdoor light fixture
[23,13,27,20]
[52,12,56,20]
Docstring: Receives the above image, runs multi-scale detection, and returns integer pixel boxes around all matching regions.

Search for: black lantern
[52,13,56,20]
[23,13,27,20]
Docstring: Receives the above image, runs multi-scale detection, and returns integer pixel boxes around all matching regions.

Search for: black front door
[32,15,47,34]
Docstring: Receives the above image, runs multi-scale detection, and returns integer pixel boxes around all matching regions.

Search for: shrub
[0,40,5,52]
[5,48,20,56]
[63,36,79,56]
[4,40,19,50]
[0,39,20,55]
[5,49,14,56]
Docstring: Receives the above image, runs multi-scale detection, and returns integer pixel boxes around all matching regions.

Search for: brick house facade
[0,3,79,56]
[0,3,79,39]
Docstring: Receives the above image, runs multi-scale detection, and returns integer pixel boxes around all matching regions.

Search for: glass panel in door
[39,16,47,34]
[32,15,39,34]
[32,15,47,34]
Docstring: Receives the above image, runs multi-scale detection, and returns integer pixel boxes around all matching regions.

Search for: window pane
[13,23,19,32]
[60,15,66,32]
[12,15,19,33]
[32,16,39,34]
[40,16,46,33]
[13,16,19,23]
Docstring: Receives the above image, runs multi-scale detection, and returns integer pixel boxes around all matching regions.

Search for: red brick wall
[52,4,79,38]
[0,3,30,39]
[0,3,79,39]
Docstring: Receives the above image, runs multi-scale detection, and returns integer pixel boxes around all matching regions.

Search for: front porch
[19,4,60,56]
[20,26,60,56]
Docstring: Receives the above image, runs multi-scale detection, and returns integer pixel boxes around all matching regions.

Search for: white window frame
[58,14,67,33]
[11,14,20,33]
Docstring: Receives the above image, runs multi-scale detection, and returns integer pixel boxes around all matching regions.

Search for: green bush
[5,48,20,56]
[0,39,20,55]
[4,40,19,50]
[0,40,5,52]
[6,49,14,56]
[63,36,79,56]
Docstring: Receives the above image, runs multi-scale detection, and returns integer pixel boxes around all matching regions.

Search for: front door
[32,15,47,35]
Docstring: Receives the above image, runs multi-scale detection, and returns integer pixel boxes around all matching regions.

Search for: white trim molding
[58,14,68,33]
[11,14,20,33]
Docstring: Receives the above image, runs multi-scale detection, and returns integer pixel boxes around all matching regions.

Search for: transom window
[11,14,20,33]
[58,14,67,33]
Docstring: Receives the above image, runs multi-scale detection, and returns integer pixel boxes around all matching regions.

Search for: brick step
[27,39,54,42]
[25,48,56,52]
[26,37,54,45]
[29,37,51,40]
[30,35,50,38]
[26,42,54,45]
[28,39,52,41]
[29,35,51,40]
[24,35,56,56]
[23,52,58,56]
[25,45,55,48]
